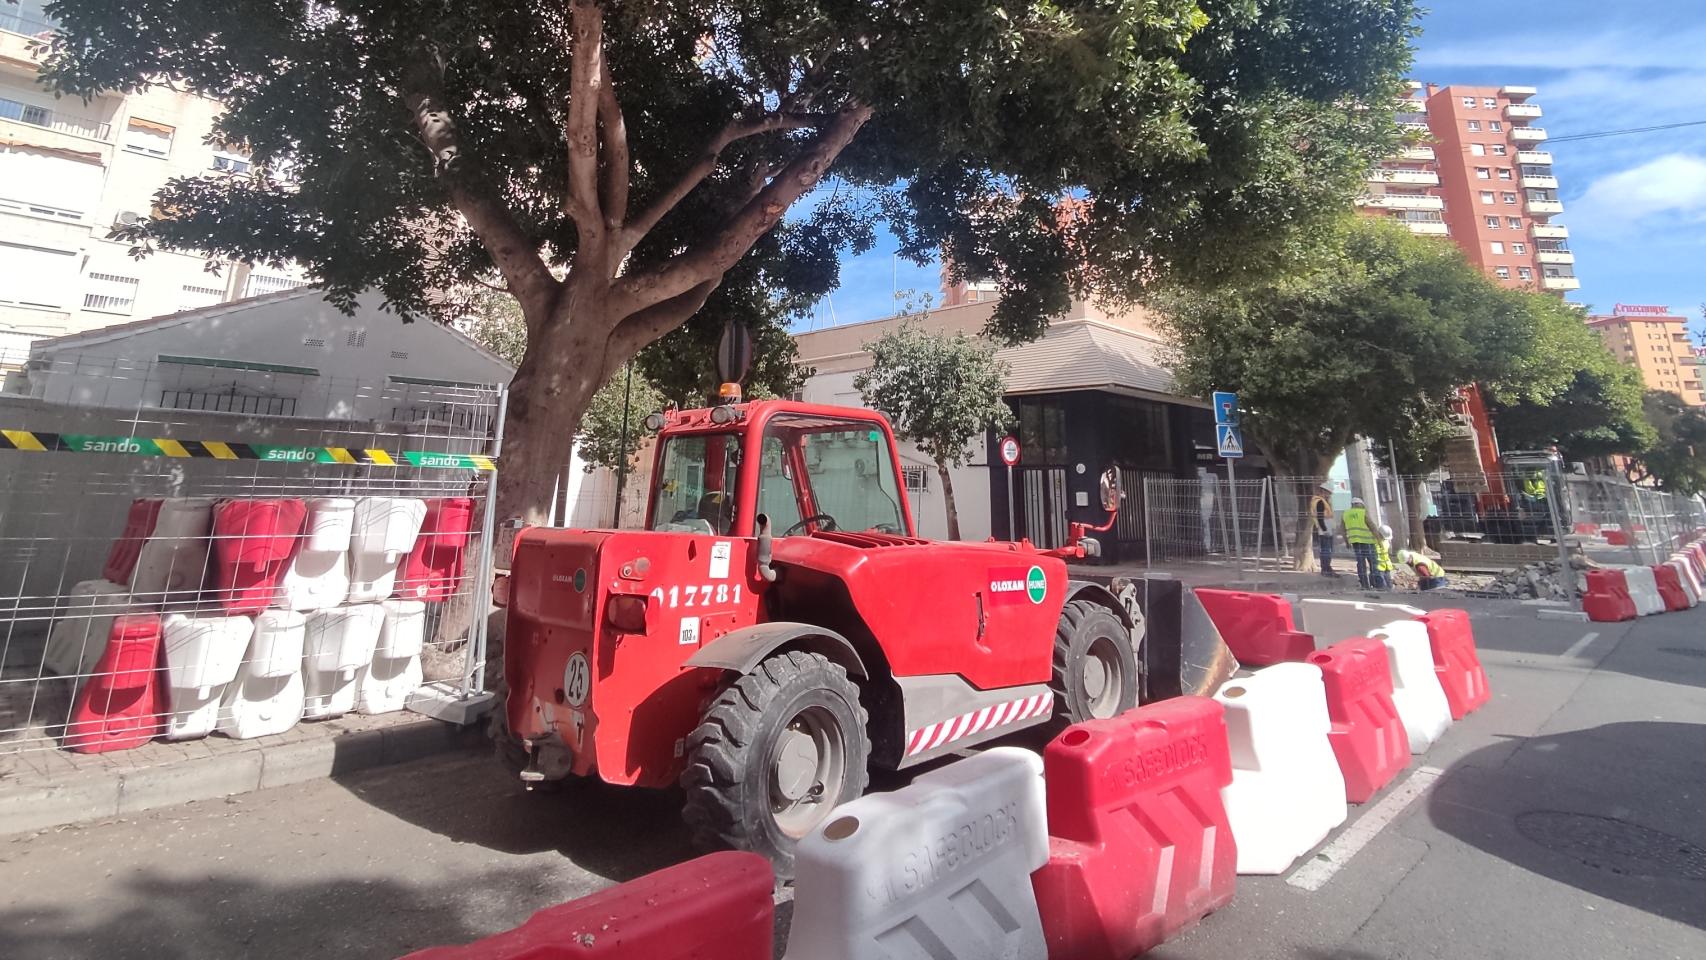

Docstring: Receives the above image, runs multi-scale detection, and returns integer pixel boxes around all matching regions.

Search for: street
[2,597,1703,960]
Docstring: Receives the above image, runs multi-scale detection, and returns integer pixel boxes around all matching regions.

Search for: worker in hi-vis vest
[1341,497,1381,590]
[1397,548,1448,591]
[1374,523,1395,590]
[1310,483,1337,577]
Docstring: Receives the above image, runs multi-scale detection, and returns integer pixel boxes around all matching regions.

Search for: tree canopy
[1626,390,1706,495]
[38,0,1419,525]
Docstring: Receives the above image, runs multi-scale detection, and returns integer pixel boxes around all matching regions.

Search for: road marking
[1562,631,1601,660]
[1286,766,1444,892]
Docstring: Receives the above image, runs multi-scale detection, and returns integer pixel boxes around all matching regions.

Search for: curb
[0,716,483,836]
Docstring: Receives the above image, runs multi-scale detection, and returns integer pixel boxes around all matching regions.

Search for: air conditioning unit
[113,210,146,228]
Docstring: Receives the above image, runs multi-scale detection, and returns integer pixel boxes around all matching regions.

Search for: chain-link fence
[0,349,503,755]
[1142,476,1289,570]
[1561,473,1706,566]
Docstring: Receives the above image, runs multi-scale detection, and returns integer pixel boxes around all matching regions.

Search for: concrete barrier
[1215,662,1346,875]
[1298,599,1424,647]
[785,747,1048,960]
[1367,620,1452,754]
[1032,697,1236,960]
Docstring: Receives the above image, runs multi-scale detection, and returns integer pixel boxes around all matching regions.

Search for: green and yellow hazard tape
[0,429,496,471]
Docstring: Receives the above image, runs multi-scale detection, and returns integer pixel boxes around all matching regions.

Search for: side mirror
[1099,468,1123,512]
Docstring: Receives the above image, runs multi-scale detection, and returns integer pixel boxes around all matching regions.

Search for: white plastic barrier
[1298,598,1425,647]
[302,603,385,718]
[1368,620,1452,754]
[162,612,256,739]
[130,498,216,601]
[278,498,356,611]
[1215,662,1347,875]
[43,579,131,683]
[348,498,427,602]
[219,609,307,739]
[1618,566,1665,616]
[357,600,426,715]
[784,747,1049,960]
[1668,557,1701,606]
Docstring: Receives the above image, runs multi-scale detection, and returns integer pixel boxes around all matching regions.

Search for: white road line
[1285,766,1444,892]
[1562,630,1601,660]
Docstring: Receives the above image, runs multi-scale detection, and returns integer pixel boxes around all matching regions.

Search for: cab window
[758,415,906,536]
[649,433,741,534]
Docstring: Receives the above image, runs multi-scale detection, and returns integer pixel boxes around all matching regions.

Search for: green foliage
[39,0,1418,340]
[1627,391,1706,495]
[460,291,529,366]
[1158,217,1533,473]
[855,323,1013,469]
[576,366,666,473]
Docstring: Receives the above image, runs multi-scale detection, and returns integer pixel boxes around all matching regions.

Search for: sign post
[1213,392,1245,572]
[999,435,1022,541]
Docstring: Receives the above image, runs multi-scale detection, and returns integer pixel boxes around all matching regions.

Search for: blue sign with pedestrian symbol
[1217,424,1244,459]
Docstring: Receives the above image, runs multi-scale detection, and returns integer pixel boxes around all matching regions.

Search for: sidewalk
[1072,558,1404,597]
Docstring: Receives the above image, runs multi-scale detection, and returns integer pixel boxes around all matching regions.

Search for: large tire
[1052,598,1139,723]
[681,651,871,876]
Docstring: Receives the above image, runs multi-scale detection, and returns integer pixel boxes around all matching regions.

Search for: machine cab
[644,401,918,541]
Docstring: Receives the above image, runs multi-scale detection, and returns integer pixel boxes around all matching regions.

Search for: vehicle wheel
[681,651,870,877]
[1052,598,1139,723]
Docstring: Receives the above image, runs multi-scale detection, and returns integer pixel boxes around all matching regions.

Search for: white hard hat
[1380,524,1392,538]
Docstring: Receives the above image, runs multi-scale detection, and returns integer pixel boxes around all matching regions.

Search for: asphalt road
[3,596,1705,959]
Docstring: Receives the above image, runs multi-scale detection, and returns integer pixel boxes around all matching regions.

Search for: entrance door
[1018,466,1068,548]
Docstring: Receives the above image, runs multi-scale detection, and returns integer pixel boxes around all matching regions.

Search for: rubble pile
[1483,556,1590,600]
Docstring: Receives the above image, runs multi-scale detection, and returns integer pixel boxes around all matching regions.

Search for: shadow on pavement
[1428,720,1706,930]
[0,865,559,960]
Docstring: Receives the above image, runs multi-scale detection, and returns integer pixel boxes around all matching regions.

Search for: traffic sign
[1213,391,1240,426]
[998,435,1022,467]
[1217,424,1244,459]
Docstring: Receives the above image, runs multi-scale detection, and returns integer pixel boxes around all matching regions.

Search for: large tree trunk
[937,460,961,541]
[1402,477,1429,552]
[1270,447,1333,572]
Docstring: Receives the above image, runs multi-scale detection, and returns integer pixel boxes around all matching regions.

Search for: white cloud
[1566,153,1706,237]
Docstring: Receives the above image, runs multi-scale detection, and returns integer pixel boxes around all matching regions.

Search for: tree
[855,324,1012,540]
[1159,217,1536,565]
[1627,391,1706,495]
[39,0,1418,532]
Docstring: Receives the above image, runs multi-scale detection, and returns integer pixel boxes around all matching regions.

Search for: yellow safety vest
[1309,495,1334,533]
[1375,539,1393,572]
[1343,507,1378,545]
[1404,552,1445,578]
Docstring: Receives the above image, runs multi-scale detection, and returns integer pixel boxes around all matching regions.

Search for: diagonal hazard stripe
[363,449,396,466]
[201,440,239,460]
[2,427,496,470]
[327,447,359,465]
[2,429,46,451]
[155,438,191,458]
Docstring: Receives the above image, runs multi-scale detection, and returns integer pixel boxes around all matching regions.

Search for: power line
[1546,119,1706,144]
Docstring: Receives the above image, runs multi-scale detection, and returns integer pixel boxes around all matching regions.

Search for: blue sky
[804,0,1706,333]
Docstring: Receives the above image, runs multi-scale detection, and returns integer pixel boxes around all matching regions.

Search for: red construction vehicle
[497,397,1233,872]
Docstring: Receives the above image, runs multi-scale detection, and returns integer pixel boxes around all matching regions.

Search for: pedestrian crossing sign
[1217,424,1244,459]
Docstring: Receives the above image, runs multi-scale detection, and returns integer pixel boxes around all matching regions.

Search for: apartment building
[0,2,305,351]
[1586,305,1705,406]
[1359,82,1579,294]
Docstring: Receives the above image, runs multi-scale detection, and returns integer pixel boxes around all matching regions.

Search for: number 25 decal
[651,583,740,609]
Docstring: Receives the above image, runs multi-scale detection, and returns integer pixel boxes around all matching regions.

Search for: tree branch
[617,111,828,260]
[597,55,629,242]
[608,278,722,362]
[564,0,605,236]
[615,103,872,311]
[401,59,558,326]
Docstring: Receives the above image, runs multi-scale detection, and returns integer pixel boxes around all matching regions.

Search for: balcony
[1510,127,1548,143]
[1542,276,1581,291]
[1536,250,1575,265]
[1517,151,1553,165]
[1521,175,1559,189]
[1532,223,1569,239]
[1405,221,1450,236]
[1359,194,1445,211]
[1399,145,1437,161]
[1501,85,1538,99]
[1506,103,1543,119]
[0,95,112,142]
[1369,168,1440,186]
[1527,198,1564,216]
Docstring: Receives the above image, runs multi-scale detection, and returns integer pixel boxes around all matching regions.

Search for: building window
[901,465,930,494]
[121,120,173,158]
[1476,167,1491,179]
[1495,266,1511,279]
[1483,97,1499,108]
[1507,217,1522,229]
[0,241,79,310]
[211,152,252,174]
[1480,191,1495,204]
[1498,168,1513,180]
[1467,120,1481,131]
[179,283,224,311]
[1517,267,1533,282]
[244,273,308,297]
[1485,216,1500,229]
[1462,96,1477,108]
[82,272,139,314]
[1489,120,1503,131]
[1490,241,1505,254]
[1503,192,1518,204]
[1470,143,1486,156]
[1492,144,1508,156]
[161,388,297,417]
[1512,242,1527,255]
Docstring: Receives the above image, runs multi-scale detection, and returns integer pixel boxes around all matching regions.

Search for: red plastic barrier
[1572,522,1598,535]
[1307,638,1407,804]
[103,498,163,586]
[400,851,774,960]
[1194,589,1315,666]
[1689,544,1706,581]
[1582,569,1637,623]
[1417,609,1489,720]
[397,497,475,602]
[64,616,165,753]
[1032,696,1237,960]
[1652,564,1690,612]
[1605,529,1629,546]
[210,499,307,614]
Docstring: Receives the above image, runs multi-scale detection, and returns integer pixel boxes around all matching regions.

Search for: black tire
[681,651,870,877]
[1052,598,1139,723]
